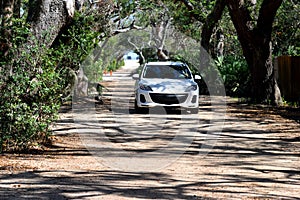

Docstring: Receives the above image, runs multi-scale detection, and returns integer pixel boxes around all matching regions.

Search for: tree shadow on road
[1,168,299,200]
[2,99,300,199]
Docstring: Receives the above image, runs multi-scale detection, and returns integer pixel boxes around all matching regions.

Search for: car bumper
[136,90,199,108]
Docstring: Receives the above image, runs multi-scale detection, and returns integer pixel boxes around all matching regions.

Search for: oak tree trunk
[26,0,69,48]
[26,0,90,96]
[0,0,14,56]
[248,39,281,104]
[226,0,283,105]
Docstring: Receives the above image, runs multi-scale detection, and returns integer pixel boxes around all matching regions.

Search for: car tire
[187,108,198,114]
[135,99,148,114]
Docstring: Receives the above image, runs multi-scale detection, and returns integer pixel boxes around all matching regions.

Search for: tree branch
[226,0,255,46]
[201,0,226,52]
[178,0,205,22]
[13,0,20,18]
[0,0,15,57]
[0,0,2,16]
[112,23,144,35]
[128,37,145,63]
[181,0,194,10]
[256,0,283,36]
[159,19,171,50]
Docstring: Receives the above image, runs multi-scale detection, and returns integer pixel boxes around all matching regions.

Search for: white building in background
[123,51,139,61]
[123,51,140,67]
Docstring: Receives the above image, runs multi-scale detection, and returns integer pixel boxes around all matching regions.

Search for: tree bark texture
[1,0,14,27]
[0,0,15,56]
[13,0,21,18]
[226,0,283,104]
[197,0,226,78]
[201,0,226,53]
[152,21,170,61]
[26,0,69,48]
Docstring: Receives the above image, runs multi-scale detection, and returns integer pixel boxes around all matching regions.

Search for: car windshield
[142,65,192,79]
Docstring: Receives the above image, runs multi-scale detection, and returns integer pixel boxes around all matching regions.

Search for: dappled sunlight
[1,61,300,200]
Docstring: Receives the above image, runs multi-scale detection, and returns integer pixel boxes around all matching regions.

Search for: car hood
[140,78,197,93]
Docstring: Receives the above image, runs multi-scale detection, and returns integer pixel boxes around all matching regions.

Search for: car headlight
[139,84,153,91]
[185,85,198,92]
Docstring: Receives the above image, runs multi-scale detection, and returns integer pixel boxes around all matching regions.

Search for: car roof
[146,61,185,66]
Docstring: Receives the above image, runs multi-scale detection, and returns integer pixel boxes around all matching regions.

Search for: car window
[143,64,192,79]
[143,66,161,78]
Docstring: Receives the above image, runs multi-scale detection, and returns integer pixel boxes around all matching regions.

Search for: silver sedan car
[132,61,200,114]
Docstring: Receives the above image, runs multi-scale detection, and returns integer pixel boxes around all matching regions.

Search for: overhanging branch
[256,0,283,36]
[226,0,255,46]
[112,24,144,35]
[201,0,226,52]
[178,0,205,22]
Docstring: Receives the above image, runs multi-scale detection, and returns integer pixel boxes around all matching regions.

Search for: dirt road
[1,62,300,199]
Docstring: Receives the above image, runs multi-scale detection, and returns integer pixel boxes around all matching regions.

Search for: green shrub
[0,10,106,152]
[0,48,62,152]
[105,59,124,72]
[0,20,62,152]
[216,55,251,97]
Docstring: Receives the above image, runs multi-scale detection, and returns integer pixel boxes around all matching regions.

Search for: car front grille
[149,93,188,105]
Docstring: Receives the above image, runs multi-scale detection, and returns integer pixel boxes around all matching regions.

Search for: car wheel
[188,108,198,114]
[135,99,148,114]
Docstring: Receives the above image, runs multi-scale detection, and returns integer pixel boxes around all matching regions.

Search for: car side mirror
[132,74,140,80]
[194,75,201,80]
